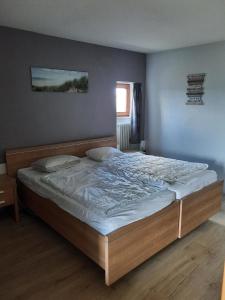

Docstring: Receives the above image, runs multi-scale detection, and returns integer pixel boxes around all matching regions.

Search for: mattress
[17,157,176,235]
[167,170,217,199]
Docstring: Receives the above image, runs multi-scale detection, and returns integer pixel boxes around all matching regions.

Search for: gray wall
[0,26,146,162]
[146,41,225,180]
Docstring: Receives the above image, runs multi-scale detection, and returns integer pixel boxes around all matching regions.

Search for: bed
[5,136,223,285]
[17,159,176,235]
[101,151,223,238]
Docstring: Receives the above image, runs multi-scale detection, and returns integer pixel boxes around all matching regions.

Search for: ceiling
[0,0,225,53]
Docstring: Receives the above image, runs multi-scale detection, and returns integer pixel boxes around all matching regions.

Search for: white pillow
[32,155,80,172]
[86,147,123,162]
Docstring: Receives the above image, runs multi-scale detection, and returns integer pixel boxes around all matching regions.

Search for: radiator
[117,123,131,150]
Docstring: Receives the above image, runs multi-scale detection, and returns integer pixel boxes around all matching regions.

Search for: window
[116,83,130,117]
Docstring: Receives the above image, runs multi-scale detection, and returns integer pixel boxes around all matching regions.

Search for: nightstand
[0,174,19,222]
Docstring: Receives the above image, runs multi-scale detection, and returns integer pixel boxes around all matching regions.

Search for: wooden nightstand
[0,174,19,222]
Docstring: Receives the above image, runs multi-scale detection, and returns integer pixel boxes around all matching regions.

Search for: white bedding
[102,153,217,198]
[167,169,217,199]
[18,158,176,235]
[103,152,209,187]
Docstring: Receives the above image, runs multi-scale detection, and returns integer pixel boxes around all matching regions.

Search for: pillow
[86,147,123,162]
[32,155,80,172]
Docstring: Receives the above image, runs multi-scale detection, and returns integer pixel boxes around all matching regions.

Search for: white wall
[145,41,225,181]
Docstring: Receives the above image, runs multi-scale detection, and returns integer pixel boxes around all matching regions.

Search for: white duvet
[103,153,209,188]
[41,163,170,218]
[18,160,175,235]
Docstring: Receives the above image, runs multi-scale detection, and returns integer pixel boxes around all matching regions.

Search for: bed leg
[178,200,183,238]
[104,237,121,286]
[105,270,111,286]
[104,238,113,286]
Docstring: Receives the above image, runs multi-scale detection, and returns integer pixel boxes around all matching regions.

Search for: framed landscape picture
[31,67,88,93]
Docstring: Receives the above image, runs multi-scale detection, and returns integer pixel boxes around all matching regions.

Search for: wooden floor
[1,209,225,300]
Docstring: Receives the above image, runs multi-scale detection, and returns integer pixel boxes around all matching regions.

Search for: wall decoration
[186,73,206,105]
[31,67,88,93]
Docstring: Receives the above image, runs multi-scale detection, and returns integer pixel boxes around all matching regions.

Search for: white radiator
[117,123,131,150]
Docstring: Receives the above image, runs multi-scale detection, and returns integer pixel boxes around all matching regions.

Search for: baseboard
[0,163,6,175]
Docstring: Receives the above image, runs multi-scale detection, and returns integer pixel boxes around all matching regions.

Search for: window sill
[117,116,131,125]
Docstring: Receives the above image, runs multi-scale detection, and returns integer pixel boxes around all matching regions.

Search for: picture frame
[31,67,88,93]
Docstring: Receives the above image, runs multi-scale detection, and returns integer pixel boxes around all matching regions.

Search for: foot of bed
[104,202,179,285]
[178,180,223,238]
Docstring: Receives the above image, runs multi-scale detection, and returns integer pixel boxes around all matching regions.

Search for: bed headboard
[6,136,117,177]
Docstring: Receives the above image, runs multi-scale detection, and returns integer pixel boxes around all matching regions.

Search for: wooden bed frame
[178,180,223,238]
[5,136,223,285]
[221,262,225,300]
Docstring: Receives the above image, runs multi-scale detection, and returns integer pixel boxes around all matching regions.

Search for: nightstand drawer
[0,189,14,207]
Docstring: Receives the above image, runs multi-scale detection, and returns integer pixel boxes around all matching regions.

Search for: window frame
[116,83,131,117]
